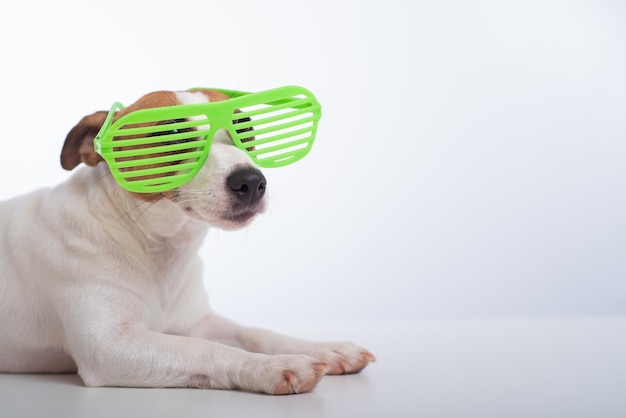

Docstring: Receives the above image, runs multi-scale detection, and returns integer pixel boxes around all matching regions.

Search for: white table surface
[1,316,624,418]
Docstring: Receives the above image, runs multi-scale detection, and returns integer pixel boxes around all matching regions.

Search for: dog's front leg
[65,324,328,394]
[56,292,328,394]
[187,313,376,375]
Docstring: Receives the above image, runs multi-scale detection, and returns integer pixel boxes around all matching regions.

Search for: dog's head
[60,89,266,230]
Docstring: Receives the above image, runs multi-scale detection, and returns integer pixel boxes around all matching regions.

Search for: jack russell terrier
[0,87,375,394]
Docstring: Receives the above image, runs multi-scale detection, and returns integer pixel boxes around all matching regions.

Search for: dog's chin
[184,207,262,230]
[217,210,260,230]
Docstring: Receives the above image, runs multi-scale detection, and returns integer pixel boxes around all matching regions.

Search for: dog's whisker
[129,195,165,230]
[117,194,161,221]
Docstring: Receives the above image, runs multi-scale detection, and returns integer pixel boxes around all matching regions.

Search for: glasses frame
[93,85,321,193]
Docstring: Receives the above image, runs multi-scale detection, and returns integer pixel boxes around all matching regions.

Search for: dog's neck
[70,164,208,254]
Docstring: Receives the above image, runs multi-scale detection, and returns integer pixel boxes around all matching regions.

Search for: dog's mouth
[222,201,267,227]
[182,204,263,229]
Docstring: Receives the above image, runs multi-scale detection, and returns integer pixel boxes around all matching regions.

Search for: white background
[1,0,624,324]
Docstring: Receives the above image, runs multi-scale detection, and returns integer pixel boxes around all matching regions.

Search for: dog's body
[0,89,374,394]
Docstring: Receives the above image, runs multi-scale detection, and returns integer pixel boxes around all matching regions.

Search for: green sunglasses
[93,85,321,193]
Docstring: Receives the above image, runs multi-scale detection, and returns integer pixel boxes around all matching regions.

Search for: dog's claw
[362,351,377,363]
[338,359,353,373]
[313,362,331,375]
[272,361,329,395]
[317,346,376,375]
[274,371,294,395]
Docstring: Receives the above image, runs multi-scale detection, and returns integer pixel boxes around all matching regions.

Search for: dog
[0,88,375,394]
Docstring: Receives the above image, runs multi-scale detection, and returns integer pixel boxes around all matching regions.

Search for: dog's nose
[226,168,267,205]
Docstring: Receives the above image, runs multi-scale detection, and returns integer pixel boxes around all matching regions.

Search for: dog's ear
[60,111,108,170]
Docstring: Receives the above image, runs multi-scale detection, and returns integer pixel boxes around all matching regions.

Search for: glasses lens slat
[111,150,205,169]
[247,135,313,158]
[243,126,315,149]
[112,118,210,137]
[110,140,206,159]
[121,161,198,179]
[254,147,310,167]
[106,130,210,149]
[119,176,189,189]
[239,115,317,140]
[232,105,316,130]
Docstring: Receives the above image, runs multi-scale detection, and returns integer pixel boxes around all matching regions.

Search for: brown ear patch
[60,92,180,171]
[60,111,108,170]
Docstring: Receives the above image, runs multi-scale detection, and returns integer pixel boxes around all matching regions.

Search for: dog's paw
[247,354,330,395]
[302,342,377,375]
[272,358,330,395]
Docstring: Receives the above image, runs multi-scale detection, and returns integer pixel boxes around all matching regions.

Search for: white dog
[0,88,375,394]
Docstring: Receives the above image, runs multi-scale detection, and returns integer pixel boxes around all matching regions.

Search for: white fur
[176,90,212,105]
[0,90,374,394]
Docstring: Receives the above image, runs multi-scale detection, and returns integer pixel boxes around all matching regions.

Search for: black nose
[226,168,267,205]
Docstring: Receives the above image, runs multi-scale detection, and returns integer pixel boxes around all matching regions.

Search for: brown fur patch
[114,91,180,120]
[61,89,248,203]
